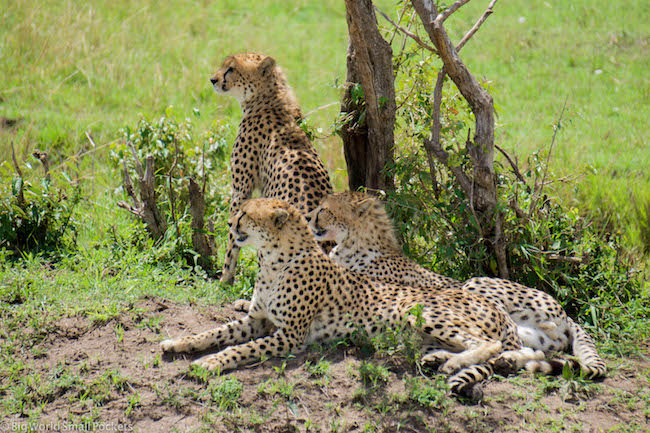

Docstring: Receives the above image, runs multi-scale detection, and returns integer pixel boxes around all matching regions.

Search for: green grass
[0,0,353,187]
[442,0,650,253]
[2,0,648,252]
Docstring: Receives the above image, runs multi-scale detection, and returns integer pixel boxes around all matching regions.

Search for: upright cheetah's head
[210,53,280,103]
[307,192,400,249]
[231,198,312,249]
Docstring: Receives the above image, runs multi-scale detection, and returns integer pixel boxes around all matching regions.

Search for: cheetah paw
[422,350,454,368]
[232,299,251,312]
[192,355,225,373]
[160,338,190,353]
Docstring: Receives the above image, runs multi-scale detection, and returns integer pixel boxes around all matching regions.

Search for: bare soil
[5,297,649,433]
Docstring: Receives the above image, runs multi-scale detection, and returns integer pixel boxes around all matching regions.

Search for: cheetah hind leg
[412,311,504,374]
[491,347,550,375]
[421,347,494,401]
[421,349,455,368]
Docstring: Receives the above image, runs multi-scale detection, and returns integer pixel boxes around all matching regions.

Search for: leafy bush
[110,107,232,212]
[0,161,80,256]
[109,108,234,271]
[384,45,643,326]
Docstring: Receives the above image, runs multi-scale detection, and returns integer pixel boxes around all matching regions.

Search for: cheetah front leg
[220,229,242,286]
[192,327,303,372]
[160,315,274,354]
[220,152,258,285]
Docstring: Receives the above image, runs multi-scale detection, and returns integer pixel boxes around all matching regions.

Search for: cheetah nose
[210,78,218,85]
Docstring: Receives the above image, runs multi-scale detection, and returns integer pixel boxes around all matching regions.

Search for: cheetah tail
[447,363,493,401]
[568,317,607,378]
[524,357,578,375]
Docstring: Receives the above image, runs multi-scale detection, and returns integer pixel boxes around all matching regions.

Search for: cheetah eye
[224,67,234,79]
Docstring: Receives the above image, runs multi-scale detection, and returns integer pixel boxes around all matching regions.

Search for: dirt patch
[4,297,649,433]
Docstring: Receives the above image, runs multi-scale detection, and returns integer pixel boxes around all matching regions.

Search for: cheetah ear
[260,56,276,77]
[357,198,375,217]
[271,208,289,229]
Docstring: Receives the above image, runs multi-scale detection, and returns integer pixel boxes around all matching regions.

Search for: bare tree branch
[529,96,568,218]
[412,0,495,209]
[188,177,213,271]
[438,0,471,23]
[374,5,438,53]
[127,140,145,179]
[118,153,167,241]
[168,140,181,239]
[412,0,509,277]
[495,144,526,183]
[456,0,498,51]
[10,140,24,205]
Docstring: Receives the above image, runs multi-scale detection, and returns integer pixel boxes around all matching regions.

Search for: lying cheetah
[161,198,547,399]
[307,191,606,378]
[210,53,332,285]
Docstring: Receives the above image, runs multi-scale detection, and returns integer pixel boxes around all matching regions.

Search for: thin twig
[127,140,144,179]
[437,0,471,23]
[168,139,181,239]
[388,4,408,45]
[548,254,583,264]
[398,8,415,54]
[456,0,498,51]
[10,140,25,205]
[10,140,23,178]
[304,101,340,117]
[84,131,97,149]
[495,144,526,183]
[529,96,568,217]
[374,5,437,53]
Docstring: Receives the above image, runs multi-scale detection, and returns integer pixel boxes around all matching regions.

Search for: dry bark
[342,0,396,192]
[187,177,214,271]
[117,154,167,241]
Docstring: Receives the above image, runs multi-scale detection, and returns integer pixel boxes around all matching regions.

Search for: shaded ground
[2,297,649,433]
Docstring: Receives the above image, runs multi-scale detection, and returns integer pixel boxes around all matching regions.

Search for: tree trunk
[342,0,396,192]
[339,42,369,192]
[411,0,508,278]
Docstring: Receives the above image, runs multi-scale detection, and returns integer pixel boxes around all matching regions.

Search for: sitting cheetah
[307,191,606,378]
[210,53,332,285]
[161,199,547,399]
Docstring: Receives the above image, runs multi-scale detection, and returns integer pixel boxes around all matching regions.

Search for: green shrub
[110,107,232,212]
[108,109,234,270]
[384,42,644,330]
[0,162,80,256]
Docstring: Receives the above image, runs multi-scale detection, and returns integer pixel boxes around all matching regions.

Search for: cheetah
[307,191,606,379]
[210,53,332,285]
[161,198,547,399]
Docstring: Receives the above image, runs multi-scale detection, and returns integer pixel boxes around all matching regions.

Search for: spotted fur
[161,199,545,399]
[307,191,606,379]
[210,53,332,285]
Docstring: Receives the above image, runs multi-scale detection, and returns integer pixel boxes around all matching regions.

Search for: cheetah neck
[257,237,323,274]
[240,82,302,120]
[330,235,386,272]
